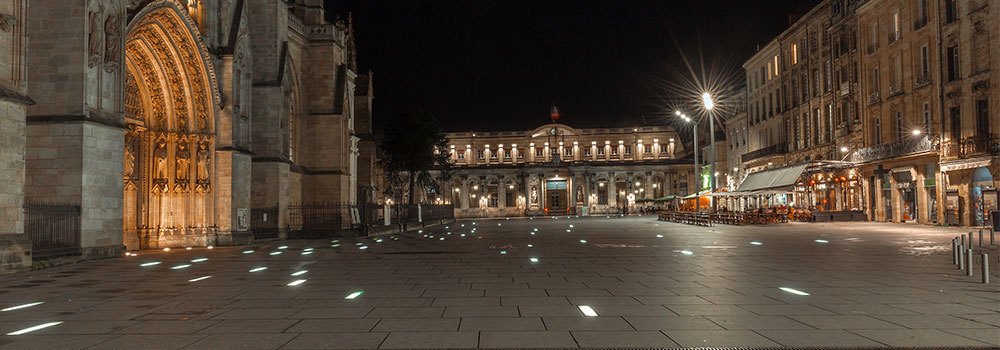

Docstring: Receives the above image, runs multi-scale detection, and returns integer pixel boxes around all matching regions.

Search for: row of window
[458,145,670,161]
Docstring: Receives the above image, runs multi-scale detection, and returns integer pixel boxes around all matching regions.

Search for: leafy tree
[378,111,453,204]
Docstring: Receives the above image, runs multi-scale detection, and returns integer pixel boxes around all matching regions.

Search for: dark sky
[324,0,821,132]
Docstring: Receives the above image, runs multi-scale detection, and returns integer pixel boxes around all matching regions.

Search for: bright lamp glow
[779,287,810,296]
[6,322,63,335]
[912,129,921,135]
[674,110,681,116]
[1,302,44,312]
[840,146,849,152]
[702,92,714,110]
[578,305,598,316]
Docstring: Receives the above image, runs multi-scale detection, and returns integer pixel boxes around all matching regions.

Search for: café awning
[736,163,809,192]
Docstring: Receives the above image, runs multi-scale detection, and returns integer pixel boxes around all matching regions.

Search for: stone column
[0,0,32,273]
[916,166,929,224]
[873,175,884,221]
[24,0,126,259]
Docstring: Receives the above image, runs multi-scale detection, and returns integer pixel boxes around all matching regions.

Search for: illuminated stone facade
[729,0,998,226]
[0,0,371,270]
[438,123,696,217]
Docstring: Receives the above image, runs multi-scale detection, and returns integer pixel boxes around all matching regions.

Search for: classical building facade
[0,0,372,272]
[440,123,695,217]
[727,0,998,226]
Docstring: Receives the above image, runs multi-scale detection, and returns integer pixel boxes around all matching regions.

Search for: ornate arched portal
[123,2,218,249]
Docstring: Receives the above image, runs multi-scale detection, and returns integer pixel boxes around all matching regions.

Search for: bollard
[982,254,990,284]
[979,230,983,247]
[967,249,974,277]
[961,234,967,248]
[958,245,965,270]
[992,227,996,246]
[968,232,973,248]
[952,238,959,265]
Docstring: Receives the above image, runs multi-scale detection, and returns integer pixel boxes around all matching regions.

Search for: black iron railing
[250,207,279,239]
[741,144,788,163]
[851,135,939,163]
[942,134,1000,159]
[25,203,81,259]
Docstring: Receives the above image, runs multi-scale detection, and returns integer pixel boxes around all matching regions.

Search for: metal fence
[25,203,81,259]
[287,203,351,234]
[250,207,279,239]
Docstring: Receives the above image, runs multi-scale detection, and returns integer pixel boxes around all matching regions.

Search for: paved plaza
[1,216,998,349]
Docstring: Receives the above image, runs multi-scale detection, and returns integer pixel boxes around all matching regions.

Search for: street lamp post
[703,93,716,212]
[677,111,699,211]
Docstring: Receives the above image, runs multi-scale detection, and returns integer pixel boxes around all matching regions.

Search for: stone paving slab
[0,217,998,349]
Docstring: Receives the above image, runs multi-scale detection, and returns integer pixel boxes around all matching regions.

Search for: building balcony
[887,32,900,44]
[850,135,939,163]
[913,18,927,30]
[941,134,1000,159]
[915,74,931,87]
[741,143,787,163]
[867,91,880,105]
[888,84,903,97]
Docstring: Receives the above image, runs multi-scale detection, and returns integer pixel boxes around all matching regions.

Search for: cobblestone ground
[1,216,998,349]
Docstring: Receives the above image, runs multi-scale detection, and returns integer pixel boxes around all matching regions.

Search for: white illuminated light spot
[331,244,341,247]
[6,322,63,335]
[360,246,369,250]
[460,234,466,237]
[530,232,535,235]
[188,276,212,282]
[375,239,383,243]
[270,251,282,255]
[249,267,268,272]
[207,246,214,249]
[656,234,664,238]
[578,305,598,317]
[500,250,507,254]
[163,248,170,252]
[815,239,829,243]
[242,250,254,254]
[345,291,364,299]
[569,225,574,228]
[301,251,313,255]
[779,287,810,296]
[287,279,307,286]
[277,246,288,250]
[750,241,763,245]
[527,244,533,248]
[190,258,208,263]
[140,262,161,267]
[1,302,44,312]
[332,240,340,243]
[185,247,192,250]
[680,250,694,255]
[439,238,445,241]
[290,270,308,276]
[580,240,587,244]
[566,229,571,232]
[171,264,192,270]
[304,248,314,251]
[356,242,363,246]
[529,257,539,263]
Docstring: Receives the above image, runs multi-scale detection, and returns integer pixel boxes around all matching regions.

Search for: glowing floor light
[301,251,313,255]
[579,240,587,244]
[344,291,364,299]
[290,270,308,276]
[779,287,810,296]
[190,258,208,263]
[249,267,268,272]
[656,234,664,238]
[287,279,306,286]
[529,257,539,263]
[171,264,192,270]
[277,246,288,250]
[815,239,829,243]
[331,244,341,247]
[578,305,598,317]
[188,276,212,282]
[270,251,283,255]
[359,246,369,250]
[242,250,255,254]
[6,322,63,335]
[1,302,44,312]
[500,250,507,255]
[750,241,763,245]
[140,262,161,267]
[680,250,694,255]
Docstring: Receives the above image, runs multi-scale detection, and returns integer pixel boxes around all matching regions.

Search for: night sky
[324,0,821,133]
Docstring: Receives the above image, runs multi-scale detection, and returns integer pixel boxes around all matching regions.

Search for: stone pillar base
[81,244,126,260]
[216,231,254,246]
[0,235,32,274]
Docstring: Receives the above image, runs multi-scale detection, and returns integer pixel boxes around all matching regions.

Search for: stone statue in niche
[576,186,583,203]
[175,142,190,181]
[87,8,103,67]
[103,13,122,68]
[530,186,538,204]
[196,141,211,181]
[123,142,136,179]
[153,138,168,180]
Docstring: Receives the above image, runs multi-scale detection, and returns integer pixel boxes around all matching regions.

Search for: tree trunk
[408,171,416,205]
